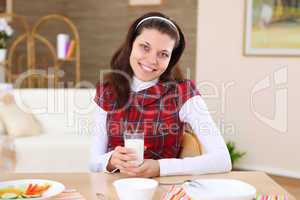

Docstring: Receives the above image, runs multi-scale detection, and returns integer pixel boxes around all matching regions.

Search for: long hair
[107,12,185,108]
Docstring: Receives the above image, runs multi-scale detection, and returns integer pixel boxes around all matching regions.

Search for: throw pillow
[0,93,42,137]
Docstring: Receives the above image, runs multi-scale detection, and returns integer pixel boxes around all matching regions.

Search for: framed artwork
[0,0,12,13]
[245,0,300,56]
[129,0,161,6]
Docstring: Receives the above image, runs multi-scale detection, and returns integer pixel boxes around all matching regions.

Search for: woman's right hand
[107,146,138,174]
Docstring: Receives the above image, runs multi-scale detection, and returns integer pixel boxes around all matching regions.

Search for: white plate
[183,179,256,200]
[0,179,65,200]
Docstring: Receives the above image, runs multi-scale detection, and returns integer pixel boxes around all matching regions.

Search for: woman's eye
[159,52,169,59]
[140,44,150,52]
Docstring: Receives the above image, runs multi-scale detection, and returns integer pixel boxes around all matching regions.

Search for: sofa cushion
[13,89,96,136]
[0,100,42,138]
[14,133,92,172]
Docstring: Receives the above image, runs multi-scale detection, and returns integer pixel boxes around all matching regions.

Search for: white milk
[125,139,144,165]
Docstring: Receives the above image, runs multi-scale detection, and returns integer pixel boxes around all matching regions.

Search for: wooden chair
[179,130,202,158]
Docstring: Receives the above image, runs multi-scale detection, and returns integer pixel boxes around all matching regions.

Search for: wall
[11,0,197,86]
[196,0,300,178]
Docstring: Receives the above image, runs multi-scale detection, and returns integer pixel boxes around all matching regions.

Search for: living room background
[8,0,197,87]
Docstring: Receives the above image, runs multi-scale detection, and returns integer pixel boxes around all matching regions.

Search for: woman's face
[129,28,176,81]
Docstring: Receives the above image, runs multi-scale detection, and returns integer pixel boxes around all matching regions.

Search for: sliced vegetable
[0,182,51,199]
[24,184,32,195]
[21,193,42,198]
[34,184,50,194]
[26,184,38,195]
[0,188,22,197]
[1,192,18,199]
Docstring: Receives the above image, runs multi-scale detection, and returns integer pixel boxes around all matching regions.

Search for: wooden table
[0,171,296,200]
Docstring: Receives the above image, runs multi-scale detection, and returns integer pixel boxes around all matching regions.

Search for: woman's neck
[131,76,158,92]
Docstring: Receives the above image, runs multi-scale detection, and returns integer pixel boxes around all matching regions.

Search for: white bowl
[113,178,158,200]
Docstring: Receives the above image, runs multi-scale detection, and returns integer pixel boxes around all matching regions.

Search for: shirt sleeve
[89,104,115,173]
[158,95,232,176]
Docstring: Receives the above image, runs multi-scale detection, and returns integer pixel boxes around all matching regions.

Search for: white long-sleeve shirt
[89,76,232,176]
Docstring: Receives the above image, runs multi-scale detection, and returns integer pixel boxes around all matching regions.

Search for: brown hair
[106,12,185,108]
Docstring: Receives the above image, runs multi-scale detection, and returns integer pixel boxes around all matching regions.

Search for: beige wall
[196,0,300,178]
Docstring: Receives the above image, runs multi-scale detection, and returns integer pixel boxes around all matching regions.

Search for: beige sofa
[11,88,96,172]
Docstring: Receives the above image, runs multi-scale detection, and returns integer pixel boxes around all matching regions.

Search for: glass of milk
[124,131,144,165]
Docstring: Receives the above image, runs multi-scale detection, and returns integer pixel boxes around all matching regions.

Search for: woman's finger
[118,153,137,162]
[115,164,124,170]
[111,148,140,170]
[115,146,135,154]
[111,151,126,167]
[113,156,135,169]
[113,151,136,163]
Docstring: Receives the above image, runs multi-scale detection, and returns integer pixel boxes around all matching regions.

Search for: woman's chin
[135,73,157,82]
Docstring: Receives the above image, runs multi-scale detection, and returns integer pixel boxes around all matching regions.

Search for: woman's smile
[138,62,157,73]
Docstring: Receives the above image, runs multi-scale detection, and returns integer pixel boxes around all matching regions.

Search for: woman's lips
[139,63,156,72]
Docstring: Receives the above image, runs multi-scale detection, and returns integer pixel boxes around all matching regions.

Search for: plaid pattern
[94,80,200,159]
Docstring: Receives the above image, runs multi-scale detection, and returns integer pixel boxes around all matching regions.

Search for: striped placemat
[256,194,288,200]
[161,185,289,200]
[54,189,86,200]
[161,185,191,200]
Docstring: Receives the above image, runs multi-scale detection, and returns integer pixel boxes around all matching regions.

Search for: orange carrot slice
[28,184,38,195]
[25,184,33,194]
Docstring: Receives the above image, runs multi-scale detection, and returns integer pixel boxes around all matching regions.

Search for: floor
[270,175,300,199]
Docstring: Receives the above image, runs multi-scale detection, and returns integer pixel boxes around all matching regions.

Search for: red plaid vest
[94,80,200,159]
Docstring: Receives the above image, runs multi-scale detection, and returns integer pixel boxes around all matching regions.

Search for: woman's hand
[107,146,139,174]
[120,159,160,178]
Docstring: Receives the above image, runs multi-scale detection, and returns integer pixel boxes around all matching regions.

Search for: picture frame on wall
[245,0,300,56]
[0,0,12,13]
[129,0,161,6]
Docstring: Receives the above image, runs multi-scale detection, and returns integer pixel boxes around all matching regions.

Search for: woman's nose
[146,52,158,64]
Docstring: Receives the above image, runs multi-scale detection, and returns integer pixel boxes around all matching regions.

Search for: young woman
[90,12,231,177]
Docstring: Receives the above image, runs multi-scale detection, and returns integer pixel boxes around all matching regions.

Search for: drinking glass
[123,131,144,165]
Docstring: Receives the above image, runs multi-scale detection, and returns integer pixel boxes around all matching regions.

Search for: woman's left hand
[120,159,160,178]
